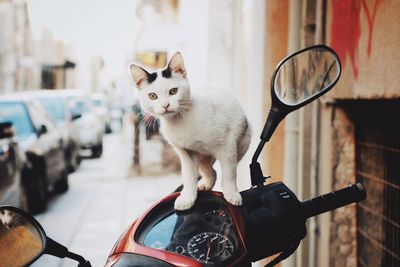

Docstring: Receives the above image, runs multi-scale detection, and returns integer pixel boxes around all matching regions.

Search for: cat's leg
[173,147,199,210]
[218,146,242,206]
[198,155,216,190]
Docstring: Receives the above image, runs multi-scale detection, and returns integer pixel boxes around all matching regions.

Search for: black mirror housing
[261,45,341,142]
[251,45,342,187]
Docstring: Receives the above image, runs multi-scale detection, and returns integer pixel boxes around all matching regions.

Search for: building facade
[0,0,76,92]
[262,1,400,267]
[0,0,35,92]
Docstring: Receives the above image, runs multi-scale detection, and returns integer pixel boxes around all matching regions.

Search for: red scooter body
[105,191,251,267]
[104,180,366,267]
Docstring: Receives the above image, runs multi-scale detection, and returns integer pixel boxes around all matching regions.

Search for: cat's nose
[163,104,170,110]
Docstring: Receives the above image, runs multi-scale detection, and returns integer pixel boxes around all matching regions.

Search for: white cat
[129,52,251,210]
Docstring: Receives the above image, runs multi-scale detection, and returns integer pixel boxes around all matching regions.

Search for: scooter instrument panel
[135,192,245,266]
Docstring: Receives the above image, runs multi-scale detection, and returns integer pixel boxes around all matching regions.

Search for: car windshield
[0,102,35,136]
[37,97,65,122]
[69,98,88,115]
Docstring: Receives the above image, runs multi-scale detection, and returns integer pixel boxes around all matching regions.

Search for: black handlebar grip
[301,183,366,219]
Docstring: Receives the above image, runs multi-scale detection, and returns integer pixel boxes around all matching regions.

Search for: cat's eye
[169,88,178,95]
[148,93,158,100]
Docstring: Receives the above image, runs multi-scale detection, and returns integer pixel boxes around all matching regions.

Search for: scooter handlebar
[301,183,366,219]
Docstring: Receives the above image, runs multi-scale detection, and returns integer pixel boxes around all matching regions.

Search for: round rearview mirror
[273,45,341,106]
[0,206,47,267]
[259,45,341,143]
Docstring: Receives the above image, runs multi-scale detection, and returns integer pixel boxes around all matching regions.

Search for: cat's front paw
[174,194,196,210]
[223,190,242,206]
[197,178,215,191]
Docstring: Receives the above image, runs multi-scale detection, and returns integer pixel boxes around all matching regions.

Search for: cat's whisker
[134,117,146,136]
[177,109,191,124]
[178,101,192,108]
[134,113,155,138]
[176,109,184,121]
[147,116,157,139]
[143,116,153,139]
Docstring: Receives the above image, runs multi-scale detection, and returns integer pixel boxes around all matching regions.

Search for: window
[0,102,35,137]
[37,97,65,122]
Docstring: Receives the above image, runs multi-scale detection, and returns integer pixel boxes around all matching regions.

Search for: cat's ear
[167,52,186,78]
[129,64,150,88]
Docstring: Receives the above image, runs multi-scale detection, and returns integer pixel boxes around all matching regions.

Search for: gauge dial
[187,232,234,264]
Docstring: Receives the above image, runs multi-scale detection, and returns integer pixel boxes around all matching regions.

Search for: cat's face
[129,52,190,119]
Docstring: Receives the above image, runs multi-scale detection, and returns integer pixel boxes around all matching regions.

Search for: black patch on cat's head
[147,72,158,83]
[161,68,172,78]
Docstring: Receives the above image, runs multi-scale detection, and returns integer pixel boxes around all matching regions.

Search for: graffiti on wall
[330,0,381,79]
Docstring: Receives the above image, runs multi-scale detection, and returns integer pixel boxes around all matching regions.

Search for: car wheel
[76,155,82,165]
[54,171,69,193]
[105,124,112,134]
[92,142,103,158]
[69,153,79,173]
[26,174,48,214]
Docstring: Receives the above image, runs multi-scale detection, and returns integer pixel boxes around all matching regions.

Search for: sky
[28,0,139,89]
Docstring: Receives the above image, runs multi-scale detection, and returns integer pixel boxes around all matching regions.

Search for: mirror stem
[251,139,266,164]
[250,108,286,187]
[260,108,285,142]
[250,140,266,187]
[45,237,91,266]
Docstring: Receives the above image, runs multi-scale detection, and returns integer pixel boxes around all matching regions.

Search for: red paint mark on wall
[361,0,381,56]
[330,0,381,79]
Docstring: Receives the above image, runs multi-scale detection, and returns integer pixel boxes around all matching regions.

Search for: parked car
[27,90,81,172]
[0,122,25,209]
[90,93,112,133]
[58,90,104,158]
[0,94,68,213]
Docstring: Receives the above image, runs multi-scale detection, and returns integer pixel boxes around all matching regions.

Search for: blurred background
[0,0,399,266]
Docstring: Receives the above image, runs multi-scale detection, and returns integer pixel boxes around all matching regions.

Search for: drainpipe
[282,0,302,267]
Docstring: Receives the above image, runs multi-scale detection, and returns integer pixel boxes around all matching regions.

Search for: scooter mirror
[0,206,47,267]
[273,45,341,106]
[260,45,341,142]
[0,206,92,266]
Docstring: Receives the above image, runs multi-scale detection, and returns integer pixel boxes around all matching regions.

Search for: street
[32,130,181,267]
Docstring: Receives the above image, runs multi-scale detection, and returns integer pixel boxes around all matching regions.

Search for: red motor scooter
[0,45,366,267]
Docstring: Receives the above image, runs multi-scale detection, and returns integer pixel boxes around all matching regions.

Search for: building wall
[0,0,38,92]
[326,0,400,99]
[318,0,400,266]
[0,0,75,92]
[0,0,15,92]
